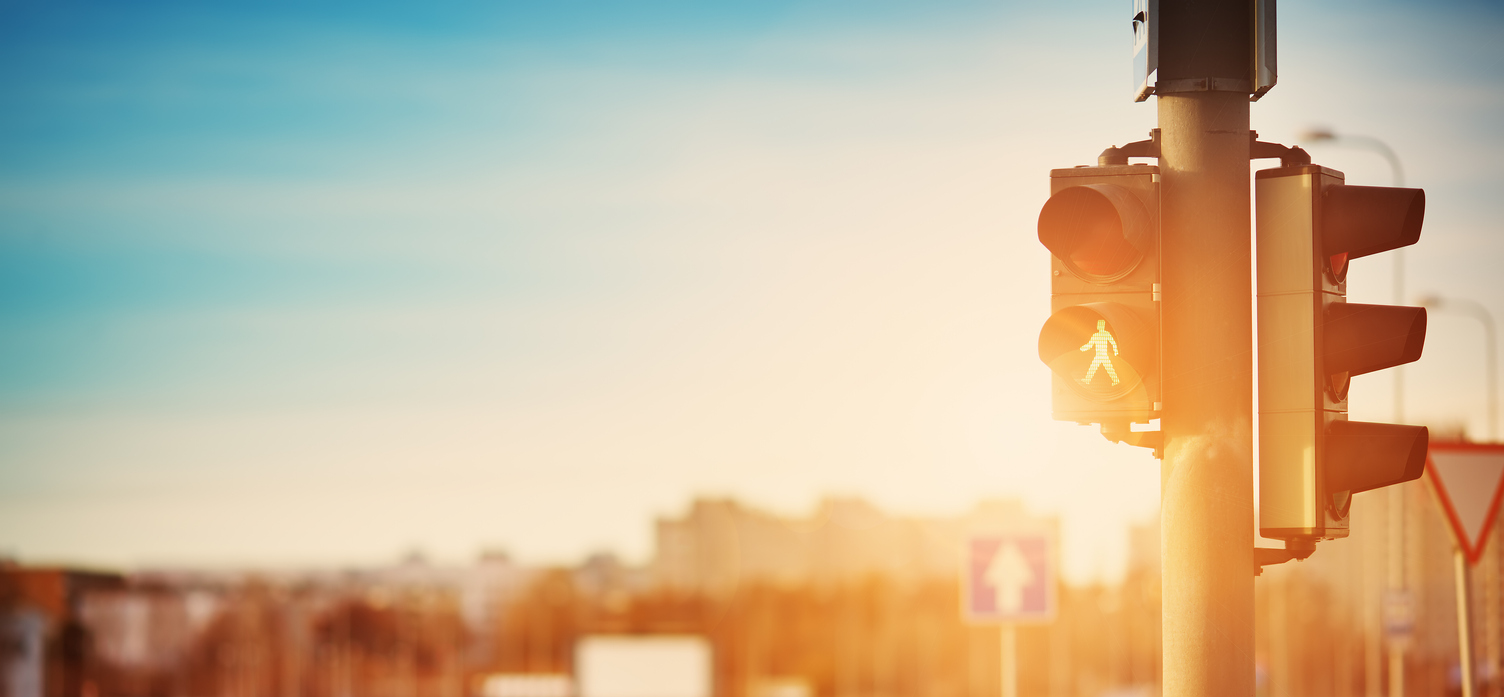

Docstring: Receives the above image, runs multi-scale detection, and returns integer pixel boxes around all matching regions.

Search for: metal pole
[1465,303,1497,441]
[1389,489,1407,697]
[1456,547,1477,697]
[1370,133,1410,697]
[1365,532,1384,697]
[1001,623,1017,697]
[1158,87,1256,697]
[1487,312,1498,442]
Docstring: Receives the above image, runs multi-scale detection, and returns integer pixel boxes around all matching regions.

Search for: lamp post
[1417,295,1500,441]
[1300,128,1406,186]
[1301,127,1412,697]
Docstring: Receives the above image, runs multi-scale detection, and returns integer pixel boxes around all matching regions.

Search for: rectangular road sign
[962,531,1057,624]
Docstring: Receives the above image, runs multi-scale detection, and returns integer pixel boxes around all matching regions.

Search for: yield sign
[1425,442,1504,565]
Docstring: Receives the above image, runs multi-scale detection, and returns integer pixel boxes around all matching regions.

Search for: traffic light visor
[1325,420,1428,497]
[1322,185,1424,280]
[1324,303,1426,381]
[1039,184,1151,282]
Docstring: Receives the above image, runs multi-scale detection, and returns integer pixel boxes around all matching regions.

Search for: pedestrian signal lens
[1038,184,1151,283]
[1038,304,1150,403]
[1079,320,1121,386]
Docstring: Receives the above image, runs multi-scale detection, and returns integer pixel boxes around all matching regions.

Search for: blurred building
[0,564,124,697]
[14,488,1501,697]
[652,497,1053,595]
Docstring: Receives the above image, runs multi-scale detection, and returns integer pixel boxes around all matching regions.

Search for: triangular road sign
[1425,442,1504,565]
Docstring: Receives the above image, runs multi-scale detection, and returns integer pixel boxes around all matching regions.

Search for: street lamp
[1417,295,1500,442]
[1300,128,1406,187]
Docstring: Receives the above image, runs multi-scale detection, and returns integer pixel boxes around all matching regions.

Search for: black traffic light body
[1256,164,1429,542]
[1038,164,1161,428]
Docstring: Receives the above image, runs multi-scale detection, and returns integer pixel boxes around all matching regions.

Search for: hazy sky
[2,0,1502,583]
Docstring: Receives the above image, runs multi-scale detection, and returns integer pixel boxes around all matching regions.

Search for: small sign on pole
[962,527,1057,697]
[1381,590,1415,643]
[962,531,1057,624]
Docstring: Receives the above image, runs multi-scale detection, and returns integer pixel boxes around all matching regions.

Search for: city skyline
[3,0,1503,584]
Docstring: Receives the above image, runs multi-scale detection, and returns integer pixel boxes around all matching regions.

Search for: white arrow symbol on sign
[983,542,1035,613]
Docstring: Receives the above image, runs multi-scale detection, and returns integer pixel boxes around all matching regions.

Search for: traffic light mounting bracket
[1097,129,1161,165]
[1248,132,1311,167]
[1252,538,1317,576]
[1100,421,1164,459]
[1097,129,1311,167]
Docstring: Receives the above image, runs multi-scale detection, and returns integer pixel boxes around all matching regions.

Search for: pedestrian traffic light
[1256,164,1429,542]
[1037,164,1161,445]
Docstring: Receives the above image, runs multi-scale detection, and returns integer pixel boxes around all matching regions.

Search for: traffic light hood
[1325,420,1429,499]
[1323,185,1424,280]
[1324,303,1427,382]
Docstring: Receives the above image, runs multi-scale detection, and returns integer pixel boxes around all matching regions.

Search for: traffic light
[1037,164,1161,447]
[1256,164,1429,542]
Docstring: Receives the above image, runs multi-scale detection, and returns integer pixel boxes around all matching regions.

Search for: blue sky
[2,0,1502,581]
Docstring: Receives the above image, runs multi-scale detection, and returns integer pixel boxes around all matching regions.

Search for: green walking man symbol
[1079,319,1120,386]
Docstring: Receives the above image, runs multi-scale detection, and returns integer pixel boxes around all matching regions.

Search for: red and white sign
[1425,442,1504,565]
[962,531,1056,624]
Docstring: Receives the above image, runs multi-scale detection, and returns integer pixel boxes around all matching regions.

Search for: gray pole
[1134,2,1256,693]
[1158,87,1256,697]
[1453,548,1476,697]
[1155,0,1257,693]
[1000,624,1017,697]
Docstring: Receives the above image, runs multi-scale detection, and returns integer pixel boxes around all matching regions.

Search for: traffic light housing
[1256,164,1429,542]
[1038,165,1161,439]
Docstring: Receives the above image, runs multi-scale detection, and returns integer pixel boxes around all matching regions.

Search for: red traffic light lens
[1038,184,1152,283]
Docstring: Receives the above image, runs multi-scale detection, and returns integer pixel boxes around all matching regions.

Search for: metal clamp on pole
[1098,129,1162,165]
[1253,539,1317,576]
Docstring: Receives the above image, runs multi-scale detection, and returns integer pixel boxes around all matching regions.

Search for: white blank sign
[575,636,712,697]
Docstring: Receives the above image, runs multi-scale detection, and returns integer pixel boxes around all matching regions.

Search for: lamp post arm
[1341,135,1406,187]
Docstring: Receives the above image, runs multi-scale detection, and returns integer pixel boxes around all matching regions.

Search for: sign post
[1424,443,1504,697]
[963,530,1057,697]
